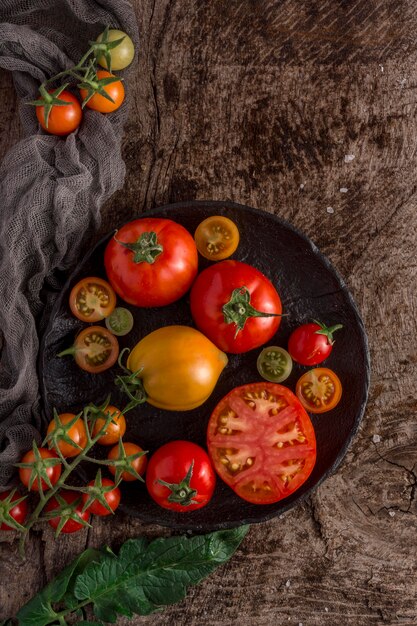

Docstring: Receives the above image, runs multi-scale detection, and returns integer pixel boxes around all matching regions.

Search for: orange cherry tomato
[296,368,342,414]
[36,90,82,136]
[69,277,116,323]
[59,326,119,374]
[46,413,87,457]
[194,216,240,261]
[80,70,125,113]
[107,442,147,481]
[92,406,126,445]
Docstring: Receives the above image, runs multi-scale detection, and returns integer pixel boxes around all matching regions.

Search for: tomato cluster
[32,28,134,137]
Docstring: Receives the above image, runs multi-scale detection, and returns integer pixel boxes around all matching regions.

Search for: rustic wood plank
[1,0,417,624]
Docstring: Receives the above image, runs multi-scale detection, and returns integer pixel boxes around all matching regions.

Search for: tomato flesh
[69,277,116,322]
[207,383,316,504]
[296,368,342,414]
[194,216,240,260]
[62,326,119,374]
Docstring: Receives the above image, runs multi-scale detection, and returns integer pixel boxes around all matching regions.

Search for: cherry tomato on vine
[194,215,240,261]
[46,412,87,457]
[58,326,119,374]
[80,70,125,113]
[257,346,293,383]
[107,442,147,482]
[0,491,28,531]
[104,218,198,307]
[69,277,116,323]
[288,321,343,366]
[207,382,317,505]
[92,405,126,445]
[190,260,282,354]
[96,29,135,70]
[18,448,62,492]
[146,441,216,512]
[296,368,342,414]
[82,478,121,516]
[36,89,82,136]
[45,491,90,534]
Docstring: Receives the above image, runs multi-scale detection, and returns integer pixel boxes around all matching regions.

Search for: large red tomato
[104,218,198,307]
[190,260,282,353]
[207,382,317,504]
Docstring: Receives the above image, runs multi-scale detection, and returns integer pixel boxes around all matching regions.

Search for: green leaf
[74,526,249,618]
[17,548,101,626]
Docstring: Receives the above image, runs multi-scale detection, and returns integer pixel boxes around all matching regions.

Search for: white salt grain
[326,207,334,214]
[372,434,381,444]
[285,580,291,587]
[340,187,348,193]
[325,607,329,612]
[299,183,305,189]
[344,154,355,163]
[389,511,396,517]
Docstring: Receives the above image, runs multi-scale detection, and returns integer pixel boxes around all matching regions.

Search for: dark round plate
[39,201,370,531]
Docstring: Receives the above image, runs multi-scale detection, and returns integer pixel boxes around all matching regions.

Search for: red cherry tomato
[0,490,28,531]
[36,90,82,136]
[69,277,116,323]
[104,218,198,307]
[146,441,216,512]
[82,478,121,516]
[107,442,148,482]
[45,491,90,534]
[288,321,343,366]
[207,382,317,504]
[18,448,62,492]
[190,260,282,354]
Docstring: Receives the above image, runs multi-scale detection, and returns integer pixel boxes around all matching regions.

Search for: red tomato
[207,382,317,504]
[36,90,82,136]
[82,478,121,516]
[18,448,62,492]
[59,326,119,374]
[288,321,343,366]
[0,490,28,531]
[69,277,116,323]
[146,441,216,512]
[104,218,198,307]
[46,491,90,534]
[190,260,282,354]
[107,442,148,482]
[296,368,342,414]
[80,70,125,113]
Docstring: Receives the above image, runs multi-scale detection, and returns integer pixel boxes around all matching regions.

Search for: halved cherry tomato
[45,491,90,534]
[105,307,134,336]
[58,326,119,374]
[104,218,198,307]
[296,368,342,414]
[257,346,293,383]
[80,70,125,113]
[194,216,240,261]
[146,441,216,512]
[18,448,62,492]
[46,413,87,457]
[36,89,82,136]
[82,477,121,516]
[69,277,116,323]
[190,260,282,354]
[207,382,317,505]
[0,490,28,531]
[288,321,343,366]
[107,442,148,482]
[92,405,126,445]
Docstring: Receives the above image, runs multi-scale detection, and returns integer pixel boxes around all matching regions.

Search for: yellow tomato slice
[194,216,239,261]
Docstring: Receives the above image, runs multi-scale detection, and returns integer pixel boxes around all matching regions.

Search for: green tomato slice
[105,307,134,336]
[257,346,293,383]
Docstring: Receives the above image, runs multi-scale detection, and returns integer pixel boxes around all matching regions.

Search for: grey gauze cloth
[0,0,138,486]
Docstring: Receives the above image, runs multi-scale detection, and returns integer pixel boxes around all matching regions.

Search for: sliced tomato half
[207,382,317,505]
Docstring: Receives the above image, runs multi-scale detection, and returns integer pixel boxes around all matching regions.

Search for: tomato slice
[296,368,342,414]
[257,346,293,383]
[69,277,116,322]
[207,383,317,504]
[194,216,240,261]
[59,326,119,374]
[105,307,134,336]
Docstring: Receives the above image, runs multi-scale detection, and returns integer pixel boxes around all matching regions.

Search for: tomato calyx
[81,469,119,514]
[222,287,283,337]
[313,320,343,346]
[113,230,163,264]
[43,409,84,455]
[43,492,91,536]
[15,442,62,494]
[157,460,198,506]
[77,63,122,109]
[106,439,147,482]
[0,490,28,532]
[28,83,73,128]
[114,348,148,411]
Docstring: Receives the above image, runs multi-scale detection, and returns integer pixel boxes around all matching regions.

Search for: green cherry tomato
[96,29,135,71]
[257,346,293,383]
[105,307,134,336]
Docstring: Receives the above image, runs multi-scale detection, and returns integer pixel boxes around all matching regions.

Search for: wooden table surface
[1,1,416,624]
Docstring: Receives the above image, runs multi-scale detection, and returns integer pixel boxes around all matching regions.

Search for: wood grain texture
[1,0,417,624]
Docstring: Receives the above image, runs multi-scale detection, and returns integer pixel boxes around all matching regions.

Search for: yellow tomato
[194,216,240,261]
[127,326,228,411]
